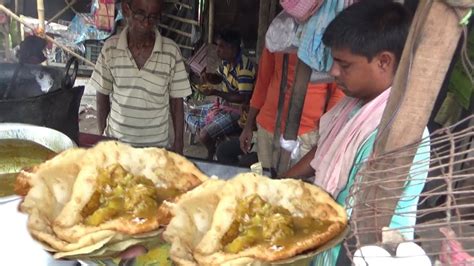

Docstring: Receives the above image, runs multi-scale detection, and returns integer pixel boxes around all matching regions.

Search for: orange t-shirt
[250,47,345,136]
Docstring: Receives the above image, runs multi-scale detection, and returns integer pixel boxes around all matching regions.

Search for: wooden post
[207,0,214,43]
[269,0,278,22]
[256,0,278,60]
[14,0,23,41]
[36,0,44,33]
[276,59,312,174]
[270,54,290,176]
[256,0,270,60]
[355,1,466,245]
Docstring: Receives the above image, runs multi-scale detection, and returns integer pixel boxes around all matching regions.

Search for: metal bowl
[0,123,76,203]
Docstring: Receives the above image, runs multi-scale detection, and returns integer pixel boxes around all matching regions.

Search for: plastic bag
[68,14,112,44]
[265,11,302,53]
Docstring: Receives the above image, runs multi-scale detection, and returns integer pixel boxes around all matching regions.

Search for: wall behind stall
[211,0,259,51]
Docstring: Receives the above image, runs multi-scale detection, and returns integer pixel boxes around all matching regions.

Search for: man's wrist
[243,122,254,132]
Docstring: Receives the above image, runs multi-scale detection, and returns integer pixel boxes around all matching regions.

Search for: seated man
[279,1,429,265]
[185,29,256,160]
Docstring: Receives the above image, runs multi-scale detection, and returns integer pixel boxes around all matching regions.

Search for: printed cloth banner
[280,0,323,22]
[93,0,115,32]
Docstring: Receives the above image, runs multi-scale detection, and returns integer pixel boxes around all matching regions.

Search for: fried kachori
[17,141,208,259]
[163,173,347,265]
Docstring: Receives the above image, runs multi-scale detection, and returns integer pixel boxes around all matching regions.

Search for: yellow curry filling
[222,194,332,253]
[81,164,181,226]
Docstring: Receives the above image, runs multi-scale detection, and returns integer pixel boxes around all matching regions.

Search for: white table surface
[0,199,76,266]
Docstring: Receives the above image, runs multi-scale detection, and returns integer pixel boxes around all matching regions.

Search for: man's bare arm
[279,145,318,179]
[170,97,185,154]
[96,92,110,134]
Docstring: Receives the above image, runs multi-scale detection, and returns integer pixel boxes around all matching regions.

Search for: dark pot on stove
[0,58,84,142]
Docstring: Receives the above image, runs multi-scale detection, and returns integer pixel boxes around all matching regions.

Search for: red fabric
[250,47,344,136]
[94,0,115,31]
[280,0,322,22]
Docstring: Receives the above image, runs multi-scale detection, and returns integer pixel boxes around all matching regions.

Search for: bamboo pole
[256,0,271,60]
[163,13,199,26]
[276,59,312,175]
[158,23,192,38]
[0,4,95,66]
[36,0,44,34]
[14,0,22,41]
[177,43,195,50]
[270,54,289,176]
[164,0,192,10]
[36,0,46,65]
[208,0,214,43]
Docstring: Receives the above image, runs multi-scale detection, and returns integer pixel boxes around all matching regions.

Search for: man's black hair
[216,29,242,50]
[322,0,411,62]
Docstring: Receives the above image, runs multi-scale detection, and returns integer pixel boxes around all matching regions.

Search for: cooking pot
[0,58,84,142]
[0,123,76,203]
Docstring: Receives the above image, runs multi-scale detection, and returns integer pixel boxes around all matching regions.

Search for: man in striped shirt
[90,0,191,153]
[185,30,256,160]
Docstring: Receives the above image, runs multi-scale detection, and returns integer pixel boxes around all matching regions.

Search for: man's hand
[170,98,185,155]
[119,245,147,260]
[96,92,111,135]
[239,127,253,153]
[280,145,319,179]
[239,107,259,153]
[200,88,216,96]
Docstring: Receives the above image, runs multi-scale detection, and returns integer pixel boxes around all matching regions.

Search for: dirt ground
[76,77,207,159]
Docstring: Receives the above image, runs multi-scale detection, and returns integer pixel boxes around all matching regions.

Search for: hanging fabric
[280,0,323,23]
[297,0,345,72]
[93,0,115,32]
